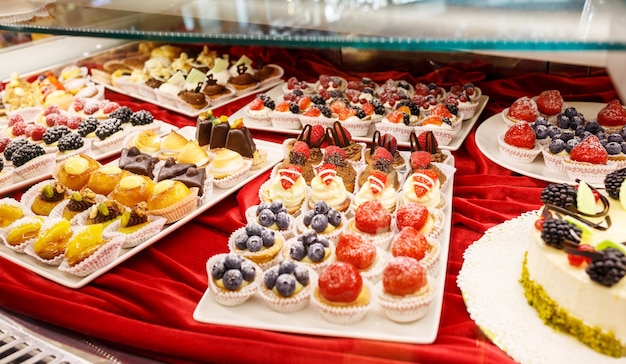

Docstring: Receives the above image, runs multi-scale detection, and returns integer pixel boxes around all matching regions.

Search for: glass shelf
[1,0,626,51]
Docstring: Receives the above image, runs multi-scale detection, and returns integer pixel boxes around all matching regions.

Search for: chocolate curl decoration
[194,82,203,93]
[380,133,398,155]
[563,239,604,261]
[369,130,381,157]
[298,124,326,148]
[546,203,611,231]
[236,63,248,75]
[206,74,217,85]
[326,121,351,148]
[410,131,438,153]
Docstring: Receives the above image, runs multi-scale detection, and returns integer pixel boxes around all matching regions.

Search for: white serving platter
[193,155,455,344]
[0,138,283,289]
[234,82,488,151]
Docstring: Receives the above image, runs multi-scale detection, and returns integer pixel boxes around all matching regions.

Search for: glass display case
[0,0,625,98]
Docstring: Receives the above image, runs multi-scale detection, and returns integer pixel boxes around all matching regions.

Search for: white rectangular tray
[0,138,283,289]
[233,82,488,151]
[193,156,454,344]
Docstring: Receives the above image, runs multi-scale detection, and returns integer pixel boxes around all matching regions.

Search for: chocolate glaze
[122,154,159,179]
[225,127,256,158]
[209,122,230,149]
[196,118,213,147]
[157,157,196,181]
[173,167,206,196]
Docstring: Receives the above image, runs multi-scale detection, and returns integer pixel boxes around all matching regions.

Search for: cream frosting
[353,175,396,212]
[309,169,348,210]
[266,169,307,212]
[402,172,441,208]
[526,196,626,347]
[209,149,245,175]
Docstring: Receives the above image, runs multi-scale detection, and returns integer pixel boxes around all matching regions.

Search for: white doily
[457,210,626,364]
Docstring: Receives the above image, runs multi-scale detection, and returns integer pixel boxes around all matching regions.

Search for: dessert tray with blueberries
[476,92,626,187]
[193,132,456,343]
[236,77,488,151]
[0,119,285,288]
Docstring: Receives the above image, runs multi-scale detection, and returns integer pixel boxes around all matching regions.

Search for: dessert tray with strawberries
[193,151,455,344]
[0,135,284,289]
[476,101,621,186]
[457,211,623,364]
[235,81,489,151]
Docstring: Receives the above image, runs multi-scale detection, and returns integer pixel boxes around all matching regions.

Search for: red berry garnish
[569,135,608,165]
[536,90,563,116]
[354,200,391,234]
[508,96,538,122]
[335,231,376,270]
[382,256,427,296]
[504,122,536,149]
[396,202,430,233]
[391,226,430,261]
[318,261,362,303]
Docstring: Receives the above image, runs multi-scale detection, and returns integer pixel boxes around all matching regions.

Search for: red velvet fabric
[0,47,621,363]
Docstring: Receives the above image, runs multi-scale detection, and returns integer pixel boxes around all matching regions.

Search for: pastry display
[378,256,435,323]
[311,261,372,324]
[207,253,260,307]
[55,154,102,191]
[522,176,626,357]
[259,260,315,313]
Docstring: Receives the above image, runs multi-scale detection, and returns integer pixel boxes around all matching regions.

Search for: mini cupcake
[311,261,373,325]
[282,230,335,274]
[229,224,284,270]
[541,140,569,175]
[503,96,539,126]
[276,141,316,185]
[401,169,445,210]
[74,199,126,227]
[353,171,398,213]
[334,230,388,284]
[377,256,436,323]
[258,260,316,313]
[498,122,541,164]
[259,165,307,215]
[347,200,394,250]
[395,202,444,240]
[245,202,294,239]
[58,224,125,277]
[308,164,351,213]
[25,218,73,265]
[322,145,357,194]
[390,226,441,278]
[207,253,261,307]
[415,116,457,146]
[245,93,275,126]
[375,109,415,143]
[297,201,345,242]
[563,135,617,185]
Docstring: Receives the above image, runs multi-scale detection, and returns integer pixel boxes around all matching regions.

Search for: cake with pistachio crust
[522,173,626,357]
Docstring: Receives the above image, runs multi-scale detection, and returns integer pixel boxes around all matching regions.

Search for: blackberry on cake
[604,167,626,199]
[77,116,99,137]
[4,138,30,160]
[42,125,72,145]
[109,106,133,123]
[95,118,122,140]
[130,110,155,126]
[11,143,46,167]
[57,133,84,153]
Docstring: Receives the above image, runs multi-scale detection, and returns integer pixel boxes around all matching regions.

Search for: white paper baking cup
[377,275,436,323]
[257,265,317,313]
[311,278,373,325]
[58,232,125,277]
[206,253,261,307]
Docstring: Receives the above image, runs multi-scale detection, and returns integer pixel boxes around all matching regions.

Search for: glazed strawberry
[354,200,392,234]
[391,226,430,261]
[337,108,357,121]
[291,141,310,160]
[504,122,536,149]
[386,110,405,124]
[249,97,265,111]
[382,256,427,296]
[597,99,626,127]
[278,165,303,190]
[414,83,431,97]
[335,231,376,270]
[372,147,393,162]
[396,202,430,233]
[508,96,538,122]
[569,135,608,164]
[325,145,346,159]
[316,163,337,185]
[410,151,432,170]
[318,261,363,303]
[275,101,291,112]
[536,90,563,116]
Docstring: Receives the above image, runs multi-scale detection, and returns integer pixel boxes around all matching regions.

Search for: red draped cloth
[0,46,620,363]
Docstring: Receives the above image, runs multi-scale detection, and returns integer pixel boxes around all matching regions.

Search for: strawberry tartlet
[498,122,541,163]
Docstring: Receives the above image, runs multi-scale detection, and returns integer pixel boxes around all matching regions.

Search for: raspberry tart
[390,226,441,277]
[348,200,394,250]
[335,230,387,283]
[395,202,444,240]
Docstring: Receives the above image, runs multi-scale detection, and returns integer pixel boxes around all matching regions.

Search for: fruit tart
[245,201,294,239]
[104,202,167,248]
[347,200,394,250]
[260,165,307,215]
[229,223,285,270]
[308,164,352,213]
[259,260,317,313]
[377,256,435,323]
[498,122,541,163]
[2,216,44,253]
[390,226,441,277]
[505,96,539,125]
[562,135,617,185]
[395,202,444,240]
[335,230,388,284]
[207,148,251,189]
[536,89,564,122]
[311,261,373,324]
[54,154,102,191]
[27,218,73,265]
[282,230,335,274]
[245,93,275,126]
[58,223,125,277]
[24,180,69,216]
[297,201,345,241]
[207,253,261,307]
[0,198,25,228]
[597,99,626,133]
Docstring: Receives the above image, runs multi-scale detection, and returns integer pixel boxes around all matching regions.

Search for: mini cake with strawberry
[353,171,398,213]
[308,164,351,212]
[536,89,564,122]
[358,147,401,191]
[322,145,356,193]
[402,169,444,209]
[326,121,364,166]
[505,96,539,125]
[563,135,617,185]
[245,93,275,125]
[260,165,307,215]
[410,131,448,164]
[284,124,327,166]
[378,256,435,323]
[276,141,315,186]
[396,202,443,239]
[335,230,387,283]
[283,230,335,274]
[311,261,372,324]
[597,99,626,133]
[408,151,447,186]
[348,200,394,250]
[498,122,541,163]
[390,226,440,277]
[259,260,316,313]
[364,132,405,171]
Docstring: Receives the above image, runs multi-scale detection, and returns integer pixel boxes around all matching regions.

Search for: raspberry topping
[396,202,430,233]
[504,122,536,149]
[391,226,430,261]
[354,200,392,234]
[335,231,376,270]
[569,135,608,164]
[382,256,427,296]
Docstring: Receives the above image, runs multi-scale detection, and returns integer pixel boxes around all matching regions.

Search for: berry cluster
[586,248,626,287]
[211,254,256,291]
[540,217,582,249]
[263,260,310,297]
[540,183,577,210]
[301,201,342,233]
[256,201,290,230]
[289,230,330,263]
[604,167,626,200]
[233,224,277,252]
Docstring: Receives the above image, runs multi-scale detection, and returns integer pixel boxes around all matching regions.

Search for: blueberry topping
[269,201,286,213]
[606,141,622,155]
[264,269,279,289]
[275,212,290,230]
[289,240,307,261]
[548,139,566,154]
[278,260,296,275]
[310,214,329,233]
[327,209,342,227]
[223,254,242,270]
[222,269,243,290]
[313,201,329,215]
[307,242,326,262]
[535,125,549,140]
[234,233,248,250]
[211,260,226,280]
[240,261,256,281]
[294,265,310,285]
[260,229,275,247]
[246,235,263,252]
[245,223,263,237]
[275,274,297,297]
[257,209,275,227]
[302,210,315,226]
